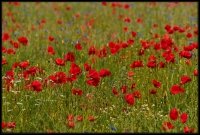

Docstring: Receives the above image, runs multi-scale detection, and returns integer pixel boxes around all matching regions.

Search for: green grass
[2,2,198,133]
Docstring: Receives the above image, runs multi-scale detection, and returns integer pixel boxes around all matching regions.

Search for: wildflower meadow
[1,2,198,133]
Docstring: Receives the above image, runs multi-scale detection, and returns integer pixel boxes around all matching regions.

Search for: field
[2,2,198,133]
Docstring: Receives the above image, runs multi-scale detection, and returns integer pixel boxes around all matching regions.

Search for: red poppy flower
[173,25,180,31]
[86,69,100,87]
[6,70,14,79]
[186,33,192,38]
[72,88,83,96]
[109,42,121,55]
[40,18,46,24]
[25,67,37,76]
[67,121,75,128]
[178,28,185,33]
[86,69,99,78]
[12,41,20,49]
[140,40,150,49]
[47,46,55,55]
[180,113,188,123]
[12,62,19,69]
[194,29,198,35]
[124,4,130,9]
[98,47,107,58]
[124,93,135,105]
[19,61,30,69]
[18,36,28,45]
[7,122,16,129]
[88,116,95,121]
[74,13,80,18]
[191,42,197,49]
[150,89,157,94]
[12,2,20,6]
[183,126,194,133]
[163,52,175,63]
[121,85,127,94]
[191,42,198,49]
[75,43,82,50]
[147,61,156,68]
[167,29,174,34]
[130,83,136,89]
[99,69,111,77]
[32,66,42,74]
[87,18,95,28]
[57,19,62,24]
[152,80,161,88]
[148,55,156,62]
[66,5,72,10]
[7,48,16,54]
[173,45,179,52]
[112,87,118,96]
[84,63,91,71]
[127,39,134,46]
[179,50,192,59]
[169,108,179,121]
[162,121,174,131]
[102,2,107,6]
[2,46,7,53]
[136,18,142,23]
[138,48,145,55]
[194,69,198,76]
[2,32,10,42]
[22,70,30,79]
[49,72,67,84]
[191,43,198,49]
[123,27,128,32]
[184,45,195,51]
[165,24,171,31]
[131,31,137,37]
[170,84,185,95]
[48,36,54,42]
[67,114,74,121]
[133,90,141,98]
[66,74,77,83]
[121,42,128,48]
[158,62,165,68]
[7,11,13,16]
[31,80,42,92]
[161,34,173,50]
[4,70,14,91]
[69,63,82,76]
[130,60,143,68]
[2,122,7,129]
[55,58,65,66]
[76,115,83,121]
[124,17,131,23]
[128,71,134,77]
[153,43,161,50]
[88,46,96,55]
[22,71,30,81]
[180,75,191,85]
[64,52,75,62]
[2,58,7,65]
